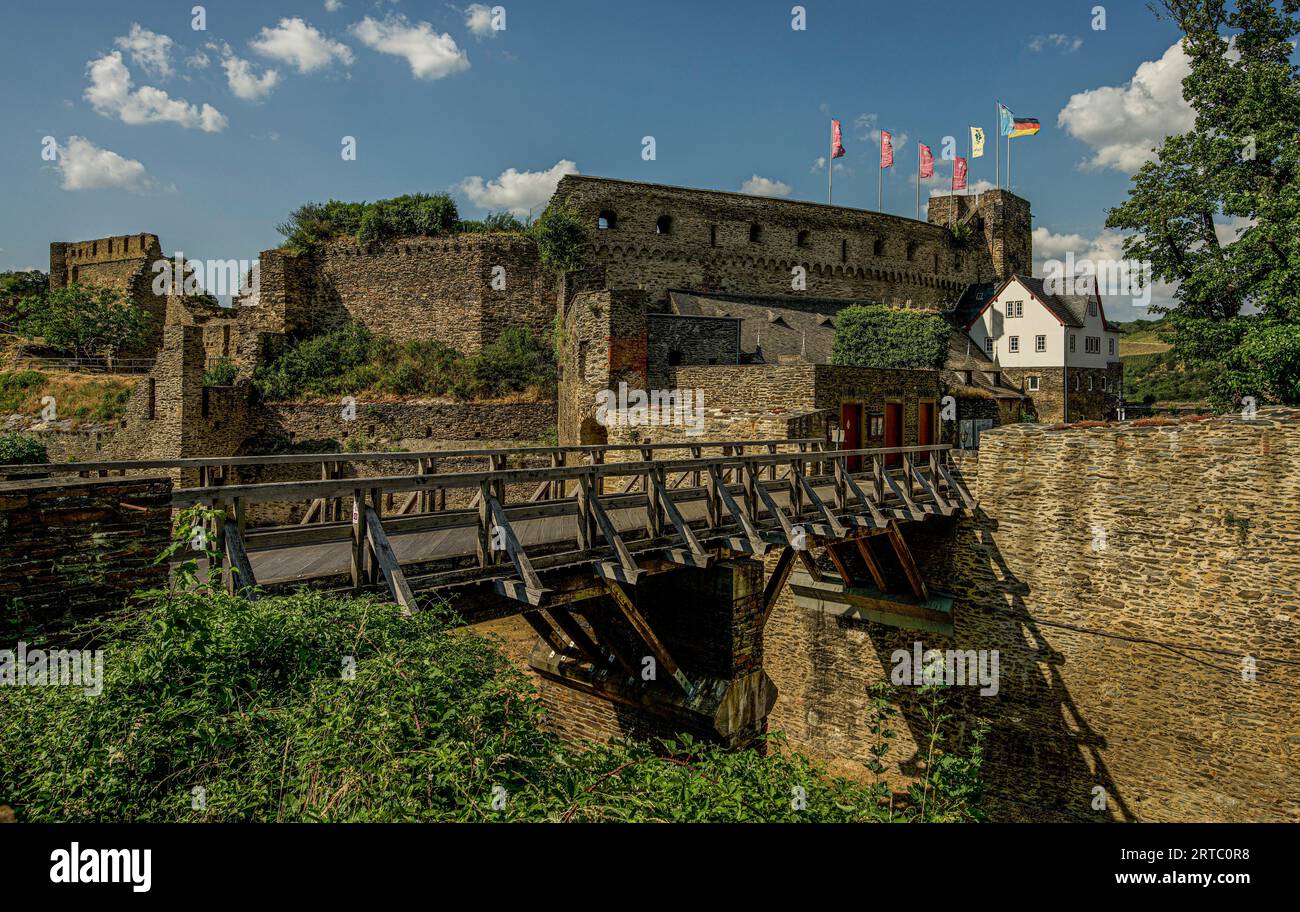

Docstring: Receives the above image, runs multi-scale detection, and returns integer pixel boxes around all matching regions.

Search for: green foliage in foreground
[0,574,984,822]
[252,322,554,402]
[831,305,951,371]
[0,432,48,465]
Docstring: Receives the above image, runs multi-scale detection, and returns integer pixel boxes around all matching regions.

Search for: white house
[963,275,1124,422]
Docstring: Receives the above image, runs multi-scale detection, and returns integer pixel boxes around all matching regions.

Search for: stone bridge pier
[526,558,778,749]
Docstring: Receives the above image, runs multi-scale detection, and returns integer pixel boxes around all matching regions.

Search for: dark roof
[971,275,1122,333]
[950,282,997,328]
[669,290,867,365]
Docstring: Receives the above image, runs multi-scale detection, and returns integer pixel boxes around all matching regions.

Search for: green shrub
[203,358,237,386]
[0,432,48,465]
[831,305,951,371]
[529,203,588,273]
[277,195,460,251]
[473,325,555,395]
[252,323,376,400]
[0,370,47,412]
[0,578,985,822]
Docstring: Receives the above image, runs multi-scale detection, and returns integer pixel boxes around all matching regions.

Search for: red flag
[831,119,846,159]
[880,131,894,169]
[953,156,968,190]
[919,143,934,179]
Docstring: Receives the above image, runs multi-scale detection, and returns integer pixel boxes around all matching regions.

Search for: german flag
[1009,117,1041,138]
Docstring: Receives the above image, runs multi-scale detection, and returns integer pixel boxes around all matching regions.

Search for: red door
[918,401,935,448]
[884,401,903,467]
[840,402,862,472]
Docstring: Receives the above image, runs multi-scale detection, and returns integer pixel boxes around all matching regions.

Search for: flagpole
[878,153,883,212]
[828,129,833,204]
[995,103,1001,189]
[1008,134,1012,192]
[916,145,921,221]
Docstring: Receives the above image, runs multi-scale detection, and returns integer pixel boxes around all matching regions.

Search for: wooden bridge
[8,438,975,739]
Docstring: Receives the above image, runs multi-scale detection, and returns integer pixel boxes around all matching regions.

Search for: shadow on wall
[888,511,1138,822]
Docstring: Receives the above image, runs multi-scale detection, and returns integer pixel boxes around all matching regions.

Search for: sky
[0,0,1213,320]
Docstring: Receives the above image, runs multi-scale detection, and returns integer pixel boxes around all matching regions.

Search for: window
[1085,336,1101,354]
[984,337,994,355]
[667,349,684,366]
[873,238,885,256]
[1070,334,1076,353]
[796,229,811,248]
[933,253,940,272]
[656,215,673,235]
[841,239,848,263]
[1008,336,1020,353]
[709,225,717,247]
[1035,335,1046,353]
[1027,376,1040,392]
[1006,301,1023,318]
[1074,375,1081,390]
[1087,376,1094,391]
[906,242,918,261]
[1088,300,1098,317]
[749,223,762,243]
[1108,337,1115,356]
[868,415,884,438]
[597,210,617,230]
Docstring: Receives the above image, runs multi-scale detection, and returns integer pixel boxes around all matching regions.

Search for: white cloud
[223,53,280,101]
[55,136,155,192]
[114,24,175,79]
[740,175,792,198]
[185,51,211,70]
[1028,34,1083,54]
[324,0,344,11]
[1057,41,1195,173]
[465,4,498,38]
[855,113,908,161]
[84,51,227,132]
[351,15,469,80]
[250,17,353,73]
[456,160,579,216]
[810,156,845,174]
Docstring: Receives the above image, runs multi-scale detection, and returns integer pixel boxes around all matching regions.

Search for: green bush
[0,370,47,412]
[0,432,48,465]
[253,323,553,402]
[831,305,951,371]
[529,203,588,273]
[277,195,460,251]
[203,358,238,386]
[0,576,985,822]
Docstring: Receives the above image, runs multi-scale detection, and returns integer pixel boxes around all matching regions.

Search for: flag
[971,127,985,158]
[998,103,1014,137]
[919,143,934,179]
[1009,117,1041,138]
[954,157,968,191]
[880,131,894,169]
[831,119,846,159]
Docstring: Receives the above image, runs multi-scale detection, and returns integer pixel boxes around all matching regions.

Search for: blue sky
[0,0,1198,318]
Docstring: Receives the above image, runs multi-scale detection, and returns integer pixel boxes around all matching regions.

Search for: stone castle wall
[49,234,167,357]
[550,176,1032,310]
[764,410,1300,822]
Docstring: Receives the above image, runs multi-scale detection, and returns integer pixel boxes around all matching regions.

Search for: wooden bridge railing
[169,443,973,612]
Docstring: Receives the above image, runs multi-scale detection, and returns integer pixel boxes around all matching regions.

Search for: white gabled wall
[967,278,1065,367]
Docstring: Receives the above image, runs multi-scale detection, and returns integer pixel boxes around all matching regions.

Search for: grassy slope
[1115,319,1215,407]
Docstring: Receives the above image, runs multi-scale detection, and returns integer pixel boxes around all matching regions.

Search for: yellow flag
[971,126,986,158]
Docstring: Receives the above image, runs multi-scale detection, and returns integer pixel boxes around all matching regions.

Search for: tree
[831,305,951,370]
[1105,0,1300,406]
[529,204,589,273]
[0,271,46,324]
[17,284,147,361]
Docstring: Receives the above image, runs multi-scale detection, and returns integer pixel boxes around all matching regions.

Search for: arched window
[749,223,762,243]
[841,239,848,263]
[709,225,718,247]
[597,210,617,230]
[873,238,884,257]
[796,230,811,248]
[906,242,918,262]
[656,215,673,235]
[933,253,940,272]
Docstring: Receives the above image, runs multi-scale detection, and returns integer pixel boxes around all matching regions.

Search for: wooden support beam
[350,489,364,592]
[522,611,571,655]
[364,505,417,613]
[483,491,546,597]
[939,463,977,510]
[795,471,848,538]
[649,470,711,566]
[886,522,929,601]
[795,548,822,583]
[761,546,796,623]
[585,477,642,583]
[748,463,801,545]
[600,578,695,697]
[911,464,955,516]
[883,470,927,521]
[824,541,858,588]
[839,463,889,528]
[300,498,323,525]
[544,608,608,667]
[223,523,258,600]
[707,464,767,553]
[580,607,638,675]
[854,534,890,592]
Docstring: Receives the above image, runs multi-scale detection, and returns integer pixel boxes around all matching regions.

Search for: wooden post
[350,489,364,592]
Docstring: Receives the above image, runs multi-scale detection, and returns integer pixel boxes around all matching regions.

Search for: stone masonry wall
[551,176,1032,309]
[645,314,739,390]
[764,410,1300,822]
[0,476,171,636]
